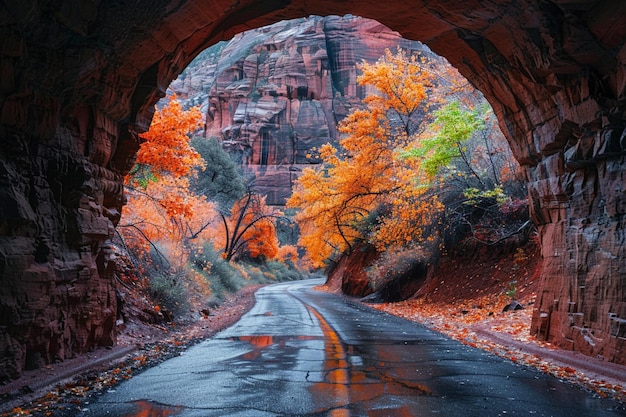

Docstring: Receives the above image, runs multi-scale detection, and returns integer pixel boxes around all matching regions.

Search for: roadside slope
[368,244,626,403]
[0,285,261,416]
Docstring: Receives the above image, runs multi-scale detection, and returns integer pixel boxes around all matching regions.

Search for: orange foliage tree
[133,94,203,179]
[216,190,282,262]
[120,95,215,271]
[121,177,218,268]
[287,48,462,268]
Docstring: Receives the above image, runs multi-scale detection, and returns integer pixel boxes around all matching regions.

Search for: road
[80,279,625,416]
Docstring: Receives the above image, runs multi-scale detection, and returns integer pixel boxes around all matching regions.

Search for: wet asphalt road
[80,279,625,417]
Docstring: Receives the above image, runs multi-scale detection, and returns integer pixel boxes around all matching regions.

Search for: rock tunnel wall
[0,0,625,379]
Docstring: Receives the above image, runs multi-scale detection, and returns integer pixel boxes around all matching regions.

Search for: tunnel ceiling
[8,0,621,165]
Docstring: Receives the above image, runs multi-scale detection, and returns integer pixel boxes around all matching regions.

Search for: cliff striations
[170,15,433,205]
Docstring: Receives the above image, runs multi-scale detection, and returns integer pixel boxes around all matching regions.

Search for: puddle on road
[120,400,183,417]
[232,335,320,344]
[226,317,433,416]
[231,335,321,360]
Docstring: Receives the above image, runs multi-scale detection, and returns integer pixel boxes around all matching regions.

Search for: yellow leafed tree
[288,48,450,268]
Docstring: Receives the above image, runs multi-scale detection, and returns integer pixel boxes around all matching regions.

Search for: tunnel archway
[1,1,625,379]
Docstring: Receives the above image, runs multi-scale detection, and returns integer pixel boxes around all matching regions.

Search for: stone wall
[528,116,626,361]
[0,0,625,379]
[0,116,124,380]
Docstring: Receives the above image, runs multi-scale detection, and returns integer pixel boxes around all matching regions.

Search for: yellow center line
[306,305,351,416]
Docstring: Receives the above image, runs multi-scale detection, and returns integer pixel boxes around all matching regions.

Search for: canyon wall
[169,15,432,205]
[0,1,625,380]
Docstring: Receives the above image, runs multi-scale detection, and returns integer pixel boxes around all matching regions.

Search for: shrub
[148,272,189,316]
[263,260,302,282]
[193,242,304,300]
[194,243,244,300]
[366,247,428,292]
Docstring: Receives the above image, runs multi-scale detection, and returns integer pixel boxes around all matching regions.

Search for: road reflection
[235,335,275,360]
[83,281,626,417]
[307,306,351,416]
[230,335,319,360]
[120,400,182,417]
[307,306,431,416]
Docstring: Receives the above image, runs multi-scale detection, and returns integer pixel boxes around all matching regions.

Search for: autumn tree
[131,94,203,180]
[120,177,218,267]
[216,190,282,262]
[120,95,213,271]
[118,94,304,314]
[288,48,453,268]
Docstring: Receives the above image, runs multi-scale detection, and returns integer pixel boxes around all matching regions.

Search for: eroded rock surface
[170,16,431,204]
[0,1,625,379]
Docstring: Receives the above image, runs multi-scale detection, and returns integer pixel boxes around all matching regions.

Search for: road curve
[80,279,625,417]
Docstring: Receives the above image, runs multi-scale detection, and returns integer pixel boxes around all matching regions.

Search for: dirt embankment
[368,244,626,404]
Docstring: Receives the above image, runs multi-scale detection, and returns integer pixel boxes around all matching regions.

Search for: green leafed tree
[191,136,246,210]
[402,100,484,180]
[403,100,531,246]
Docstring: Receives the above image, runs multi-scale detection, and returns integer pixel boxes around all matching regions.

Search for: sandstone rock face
[0,130,121,380]
[170,16,429,205]
[326,243,379,298]
[326,244,430,303]
[0,0,625,379]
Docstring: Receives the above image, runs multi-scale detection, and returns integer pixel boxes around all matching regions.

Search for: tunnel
[0,0,625,379]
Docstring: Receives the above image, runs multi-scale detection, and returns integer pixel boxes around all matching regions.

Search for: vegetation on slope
[287,47,531,297]
[116,96,305,323]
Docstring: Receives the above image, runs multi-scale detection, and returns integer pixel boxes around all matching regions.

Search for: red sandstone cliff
[169,15,434,204]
